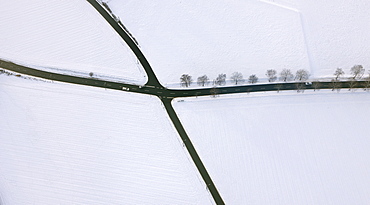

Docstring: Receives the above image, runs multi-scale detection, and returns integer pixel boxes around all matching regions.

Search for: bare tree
[274,84,283,93]
[230,72,244,85]
[364,71,370,91]
[180,74,192,87]
[112,14,120,22]
[350,65,365,80]
[102,1,113,13]
[214,73,226,86]
[295,83,305,93]
[295,69,310,81]
[210,87,219,98]
[266,69,277,82]
[279,69,294,82]
[348,80,357,91]
[312,81,321,91]
[197,75,209,86]
[248,74,258,84]
[334,68,345,80]
[364,77,370,92]
[331,79,340,92]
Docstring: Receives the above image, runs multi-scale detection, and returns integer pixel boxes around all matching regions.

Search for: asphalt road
[85,0,163,88]
[161,98,225,204]
[84,0,369,99]
[3,50,368,205]
[1,59,368,99]
[83,0,369,98]
[1,1,368,204]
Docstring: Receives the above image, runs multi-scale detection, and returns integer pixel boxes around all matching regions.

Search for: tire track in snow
[259,0,316,77]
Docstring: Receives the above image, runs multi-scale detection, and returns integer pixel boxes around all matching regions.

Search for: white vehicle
[122,87,130,91]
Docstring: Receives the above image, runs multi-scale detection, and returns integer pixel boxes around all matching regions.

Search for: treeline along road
[1,59,368,99]
[1,1,368,204]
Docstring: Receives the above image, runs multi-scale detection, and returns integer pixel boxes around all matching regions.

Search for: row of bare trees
[266,69,310,82]
[330,65,370,92]
[333,65,367,80]
[291,65,370,93]
[180,69,310,87]
[180,73,260,87]
[180,65,370,88]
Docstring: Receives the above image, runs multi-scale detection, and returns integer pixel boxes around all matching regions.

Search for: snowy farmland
[1,0,370,204]
[0,75,213,204]
[0,0,146,85]
[108,0,370,87]
[173,91,370,204]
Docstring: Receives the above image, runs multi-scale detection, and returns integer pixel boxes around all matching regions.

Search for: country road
[2,51,368,205]
[85,0,163,88]
[1,1,369,204]
[1,59,368,99]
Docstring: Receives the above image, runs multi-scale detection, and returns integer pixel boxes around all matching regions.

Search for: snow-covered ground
[0,75,213,204]
[108,0,370,87]
[109,0,308,87]
[173,91,370,204]
[2,1,370,204]
[0,0,146,85]
[296,1,370,78]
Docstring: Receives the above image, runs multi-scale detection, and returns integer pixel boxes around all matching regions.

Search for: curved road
[2,57,369,205]
[1,1,368,204]
[85,0,163,89]
[1,58,368,205]
[1,59,367,99]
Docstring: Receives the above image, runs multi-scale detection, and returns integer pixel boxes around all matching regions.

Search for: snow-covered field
[2,0,369,86]
[2,0,370,204]
[173,91,370,204]
[0,75,213,204]
[0,0,146,85]
[108,0,370,87]
[296,1,370,78]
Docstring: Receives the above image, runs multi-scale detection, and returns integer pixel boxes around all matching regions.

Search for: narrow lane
[2,59,369,205]
[2,59,368,98]
[161,98,225,205]
[85,0,163,88]
[2,1,368,204]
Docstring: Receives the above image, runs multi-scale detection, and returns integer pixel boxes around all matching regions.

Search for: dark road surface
[85,0,163,88]
[1,59,367,99]
[161,98,225,204]
[2,59,368,205]
[1,1,368,204]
